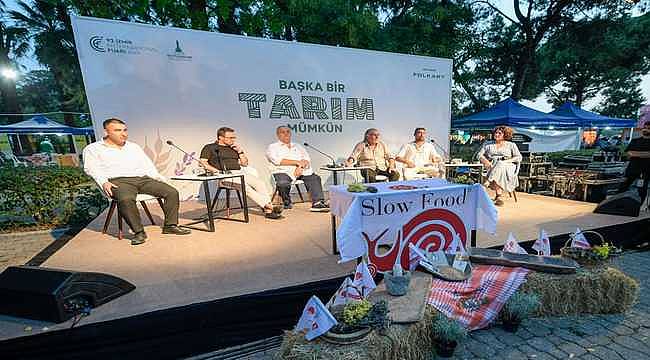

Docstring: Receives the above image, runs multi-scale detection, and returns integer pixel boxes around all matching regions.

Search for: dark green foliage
[0,165,107,232]
[2,0,646,120]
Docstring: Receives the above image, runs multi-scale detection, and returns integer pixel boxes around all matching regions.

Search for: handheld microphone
[303,142,338,167]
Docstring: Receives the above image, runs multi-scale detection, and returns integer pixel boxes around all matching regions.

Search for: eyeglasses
[225,136,237,139]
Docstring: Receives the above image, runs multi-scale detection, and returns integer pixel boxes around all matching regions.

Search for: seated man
[266,126,329,212]
[83,118,190,245]
[345,128,400,182]
[395,127,444,180]
[199,127,282,219]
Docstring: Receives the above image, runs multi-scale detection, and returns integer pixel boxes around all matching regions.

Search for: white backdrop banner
[71,16,452,199]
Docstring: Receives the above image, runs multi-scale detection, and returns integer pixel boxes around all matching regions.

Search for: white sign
[71,16,453,198]
[329,180,498,265]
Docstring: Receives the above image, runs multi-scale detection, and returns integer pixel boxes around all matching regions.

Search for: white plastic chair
[99,184,163,240]
[267,164,306,204]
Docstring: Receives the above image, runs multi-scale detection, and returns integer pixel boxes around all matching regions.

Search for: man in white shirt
[395,127,444,180]
[83,118,190,245]
[265,126,329,212]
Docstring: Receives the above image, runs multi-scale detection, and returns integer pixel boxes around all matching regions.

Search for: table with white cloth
[320,166,372,254]
[329,179,498,269]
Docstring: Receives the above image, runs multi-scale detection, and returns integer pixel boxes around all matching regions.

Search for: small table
[171,173,249,232]
[444,163,484,183]
[320,166,372,254]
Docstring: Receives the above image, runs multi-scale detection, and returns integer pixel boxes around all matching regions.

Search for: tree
[0,1,29,115]
[595,75,645,120]
[376,0,493,114]
[476,0,634,100]
[11,0,87,124]
[16,69,60,113]
[538,15,650,108]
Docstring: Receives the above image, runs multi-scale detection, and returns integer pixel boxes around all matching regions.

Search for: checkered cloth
[427,265,530,330]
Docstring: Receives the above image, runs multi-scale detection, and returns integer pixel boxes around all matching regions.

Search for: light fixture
[530,126,536,130]
[1,68,18,80]
[549,126,555,130]
[605,126,611,130]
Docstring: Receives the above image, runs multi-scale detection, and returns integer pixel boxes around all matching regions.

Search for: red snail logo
[364,208,467,272]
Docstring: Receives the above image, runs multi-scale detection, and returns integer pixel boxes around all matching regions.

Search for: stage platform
[1,192,648,351]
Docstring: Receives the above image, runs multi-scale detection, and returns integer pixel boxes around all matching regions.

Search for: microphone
[430,138,450,161]
[303,142,338,167]
[166,140,211,176]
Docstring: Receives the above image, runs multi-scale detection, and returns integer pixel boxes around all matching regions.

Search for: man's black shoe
[310,200,330,212]
[264,212,283,219]
[162,225,191,235]
[131,231,147,245]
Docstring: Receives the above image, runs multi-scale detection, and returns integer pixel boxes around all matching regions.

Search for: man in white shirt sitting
[395,127,444,180]
[83,118,190,245]
[265,126,329,212]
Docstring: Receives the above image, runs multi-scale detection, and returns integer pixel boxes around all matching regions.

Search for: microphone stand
[166,140,212,176]
[303,142,338,167]
[430,139,450,162]
[214,145,231,175]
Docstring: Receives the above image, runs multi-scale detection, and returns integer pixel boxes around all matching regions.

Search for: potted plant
[500,292,540,332]
[384,263,411,296]
[323,300,390,344]
[431,313,467,357]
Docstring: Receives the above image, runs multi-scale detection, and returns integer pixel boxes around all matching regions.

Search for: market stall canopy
[0,115,94,135]
[549,102,636,129]
[452,98,576,129]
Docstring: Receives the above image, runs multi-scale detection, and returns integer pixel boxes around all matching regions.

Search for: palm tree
[0,1,29,116]
[10,0,85,124]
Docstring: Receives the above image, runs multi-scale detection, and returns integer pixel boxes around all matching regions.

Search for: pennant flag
[408,243,428,271]
[503,232,528,254]
[295,296,338,340]
[326,277,358,308]
[446,232,466,255]
[532,229,551,256]
[571,228,591,249]
[351,261,377,299]
[429,249,449,266]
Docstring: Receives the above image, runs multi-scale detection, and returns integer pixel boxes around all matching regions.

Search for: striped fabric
[427,265,530,330]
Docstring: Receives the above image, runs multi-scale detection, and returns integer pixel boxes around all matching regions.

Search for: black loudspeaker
[593,191,641,217]
[0,266,135,323]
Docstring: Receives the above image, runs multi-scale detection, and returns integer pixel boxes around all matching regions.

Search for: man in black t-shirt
[619,122,650,204]
[199,127,281,219]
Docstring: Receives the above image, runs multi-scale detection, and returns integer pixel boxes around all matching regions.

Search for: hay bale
[276,307,438,360]
[520,265,639,316]
[277,266,639,359]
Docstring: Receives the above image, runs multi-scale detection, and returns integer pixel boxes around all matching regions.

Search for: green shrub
[0,165,107,232]
[431,312,467,343]
[500,292,540,322]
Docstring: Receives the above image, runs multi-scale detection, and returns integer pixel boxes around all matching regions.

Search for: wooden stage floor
[0,192,647,340]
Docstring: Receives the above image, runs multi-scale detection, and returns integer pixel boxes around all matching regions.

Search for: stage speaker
[593,191,641,217]
[0,266,135,323]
